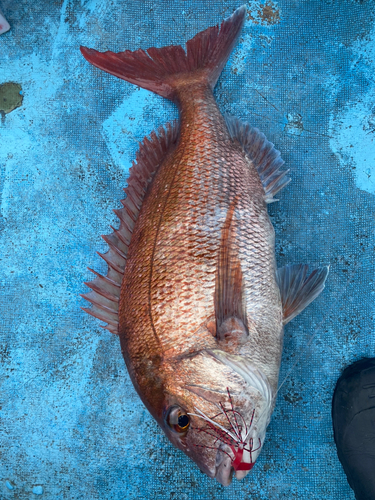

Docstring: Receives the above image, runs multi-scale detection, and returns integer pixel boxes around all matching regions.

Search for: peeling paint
[0,82,23,114]
[284,112,304,136]
[329,25,375,195]
[247,1,281,26]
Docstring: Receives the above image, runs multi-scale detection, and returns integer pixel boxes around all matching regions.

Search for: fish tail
[80,6,246,101]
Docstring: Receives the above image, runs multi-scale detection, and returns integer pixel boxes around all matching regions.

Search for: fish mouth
[214,454,254,485]
[214,444,237,486]
[214,443,254,485]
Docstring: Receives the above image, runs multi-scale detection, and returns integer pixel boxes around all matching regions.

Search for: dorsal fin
[82,122,179,334]
[225,115,291,203]
[215,198,248,346]
[277,264,329,325]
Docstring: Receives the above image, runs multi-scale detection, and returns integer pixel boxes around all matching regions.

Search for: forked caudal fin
[80,6,246,101]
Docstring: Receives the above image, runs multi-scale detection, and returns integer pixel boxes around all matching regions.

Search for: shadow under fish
[80,5,329,486]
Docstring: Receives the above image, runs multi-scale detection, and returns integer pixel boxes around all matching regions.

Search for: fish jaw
[186,405,266,485]
[161,420,237,484]
[215,440,259,485]
[215,447,234,485]
[174,404,267,485]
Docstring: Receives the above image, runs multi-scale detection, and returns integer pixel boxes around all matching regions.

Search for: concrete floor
[0,1,374,498]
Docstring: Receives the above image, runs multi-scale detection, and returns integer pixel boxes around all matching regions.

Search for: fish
[80,5,329,486]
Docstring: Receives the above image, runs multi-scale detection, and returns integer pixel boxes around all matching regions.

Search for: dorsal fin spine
[113,208,134,228]
[101,235,128,260]
[101,325,118,335]
[106,268,123,285]
[80,293,118,314]
[126,177,144,198]
[87,267,121,290]
[102,231,128,254]
[113,210,134,237]
[97,251,125,275]
[121,196,138,218]
[84,281,119,303]
[124,189,142,211]
[81,307,118,327]
[109,225,130,247]
[120,201,137,221]
[82,122,179,334]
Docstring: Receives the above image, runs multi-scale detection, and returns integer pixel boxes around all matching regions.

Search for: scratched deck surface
[0,1,374,499]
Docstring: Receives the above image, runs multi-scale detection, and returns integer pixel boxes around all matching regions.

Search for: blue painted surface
[0,1,374,499]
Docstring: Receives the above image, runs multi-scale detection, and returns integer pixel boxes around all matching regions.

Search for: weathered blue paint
[330,22,375,195]
[0,1,374,499]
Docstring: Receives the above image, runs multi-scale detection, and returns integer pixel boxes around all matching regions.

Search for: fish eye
[165,405,190,434]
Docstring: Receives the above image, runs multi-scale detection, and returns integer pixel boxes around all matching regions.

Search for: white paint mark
[231,33,254,75]
[51,0,70,60]
[101,88,170,171]
[329,25,375,195]
[284,112,304,136]
[32,485,44,495]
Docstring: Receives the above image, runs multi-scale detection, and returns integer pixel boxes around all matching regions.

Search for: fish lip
[214,443,235,486]
[214,453,234,486]
[215,448,255,484]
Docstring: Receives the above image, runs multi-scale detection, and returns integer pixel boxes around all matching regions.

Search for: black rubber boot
[332,358,375,500]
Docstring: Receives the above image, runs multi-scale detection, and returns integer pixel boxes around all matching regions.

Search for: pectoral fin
[215,198,248,346]
[277,264,329,325]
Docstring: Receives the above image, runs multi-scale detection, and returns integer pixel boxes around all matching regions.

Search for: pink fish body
[81,6,328,485]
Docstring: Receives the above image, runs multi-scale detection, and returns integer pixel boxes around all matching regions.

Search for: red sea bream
[80,6,328,486]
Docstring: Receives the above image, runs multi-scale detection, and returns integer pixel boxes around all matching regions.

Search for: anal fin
[277,264,329,325]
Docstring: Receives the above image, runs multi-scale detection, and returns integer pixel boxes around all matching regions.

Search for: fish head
[160,349,274,486]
